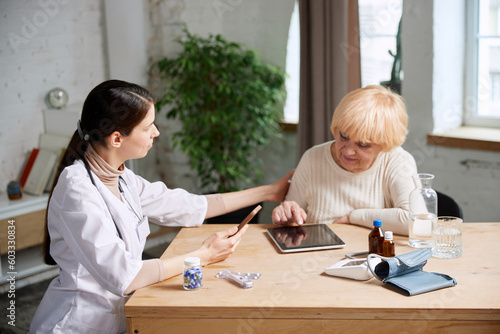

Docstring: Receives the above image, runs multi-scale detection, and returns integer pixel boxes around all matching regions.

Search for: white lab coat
[30,160,207,333]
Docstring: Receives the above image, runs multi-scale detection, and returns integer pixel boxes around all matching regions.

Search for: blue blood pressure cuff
[368,248,457,296]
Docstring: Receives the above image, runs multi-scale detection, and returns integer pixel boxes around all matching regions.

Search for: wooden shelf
[0,193,49,254]
[0,193,49,220]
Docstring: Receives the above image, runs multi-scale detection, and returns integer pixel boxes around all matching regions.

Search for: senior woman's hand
[333,215,351,224]
[272,201,307,226]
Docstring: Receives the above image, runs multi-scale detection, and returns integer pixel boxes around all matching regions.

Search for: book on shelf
[44,148,65,192]
[40,133,70,192]
[24,149,58,196]
[19,148,39,188]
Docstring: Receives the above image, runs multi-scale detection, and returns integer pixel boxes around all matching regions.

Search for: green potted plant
[381,17,402,94]
[153,26,286,221]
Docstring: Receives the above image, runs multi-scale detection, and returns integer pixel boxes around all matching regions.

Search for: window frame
[358,0,402,88]
[464,0,500,128]
[282,0,300,125]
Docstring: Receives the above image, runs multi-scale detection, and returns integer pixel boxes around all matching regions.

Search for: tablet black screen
[267,224,345,253]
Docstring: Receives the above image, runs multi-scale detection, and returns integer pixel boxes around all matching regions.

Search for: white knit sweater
[286,141,417,235]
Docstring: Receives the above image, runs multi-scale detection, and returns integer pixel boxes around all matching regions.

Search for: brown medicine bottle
[382,231,396,257]
[368,219,385,255]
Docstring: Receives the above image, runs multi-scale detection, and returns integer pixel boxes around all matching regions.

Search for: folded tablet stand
[367,248,457,296]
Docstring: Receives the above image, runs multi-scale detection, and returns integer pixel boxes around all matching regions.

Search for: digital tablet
[266,224,346,253]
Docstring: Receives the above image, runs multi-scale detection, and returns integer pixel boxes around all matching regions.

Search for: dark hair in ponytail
[43,80,155,265]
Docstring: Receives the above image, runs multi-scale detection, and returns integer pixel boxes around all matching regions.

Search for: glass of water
[432,216,463,259]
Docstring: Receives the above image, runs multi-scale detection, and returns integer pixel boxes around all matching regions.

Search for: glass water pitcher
[409,173,437,248]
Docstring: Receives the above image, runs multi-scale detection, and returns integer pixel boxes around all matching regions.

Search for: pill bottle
[382,231,396,257]
[368,219,385,255]
[183,257,203,290]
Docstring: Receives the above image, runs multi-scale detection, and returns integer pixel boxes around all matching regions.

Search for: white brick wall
[0,0,497,223]
[0,0,107,191]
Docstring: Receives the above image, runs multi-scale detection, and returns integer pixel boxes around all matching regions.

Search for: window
[283,0,300,124]
[466,0,500,127]
[283,0,403,124]
[358,0,402,87]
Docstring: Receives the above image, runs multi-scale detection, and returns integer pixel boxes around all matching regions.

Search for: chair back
[436,191,464,219]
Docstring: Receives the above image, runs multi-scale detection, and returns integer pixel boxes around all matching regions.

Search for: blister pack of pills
[216,270,261,289]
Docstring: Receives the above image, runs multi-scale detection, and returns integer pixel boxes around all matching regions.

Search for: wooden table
[125,223,500,333]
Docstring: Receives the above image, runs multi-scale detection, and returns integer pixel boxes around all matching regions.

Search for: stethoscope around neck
[82,157,141,241]
[117,176,144,226]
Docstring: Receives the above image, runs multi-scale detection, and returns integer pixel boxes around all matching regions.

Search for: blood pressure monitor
[324,257,381,281]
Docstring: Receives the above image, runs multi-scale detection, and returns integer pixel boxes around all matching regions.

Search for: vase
[409,173,437,248]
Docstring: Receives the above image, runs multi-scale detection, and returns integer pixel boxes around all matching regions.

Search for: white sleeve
[49,174,142,297]
[124,171,207,227]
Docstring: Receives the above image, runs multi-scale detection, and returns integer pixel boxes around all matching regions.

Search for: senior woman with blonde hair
[272,85,417,235]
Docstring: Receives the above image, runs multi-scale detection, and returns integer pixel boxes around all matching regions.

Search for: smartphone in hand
[229,205,262,237]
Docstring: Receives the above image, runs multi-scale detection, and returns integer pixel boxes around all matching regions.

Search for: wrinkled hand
[272,200,307,226]
[333,215,350,224]
[200,225,249,266]
[267,170,295,202]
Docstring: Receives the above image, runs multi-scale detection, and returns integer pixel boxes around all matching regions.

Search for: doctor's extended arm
[132,170,294,227]
[52,172,247,297]
[205,170,295,219]
[124,224,248,294]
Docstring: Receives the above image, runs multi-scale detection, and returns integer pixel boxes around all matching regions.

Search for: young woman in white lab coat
[30,80,292,333]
